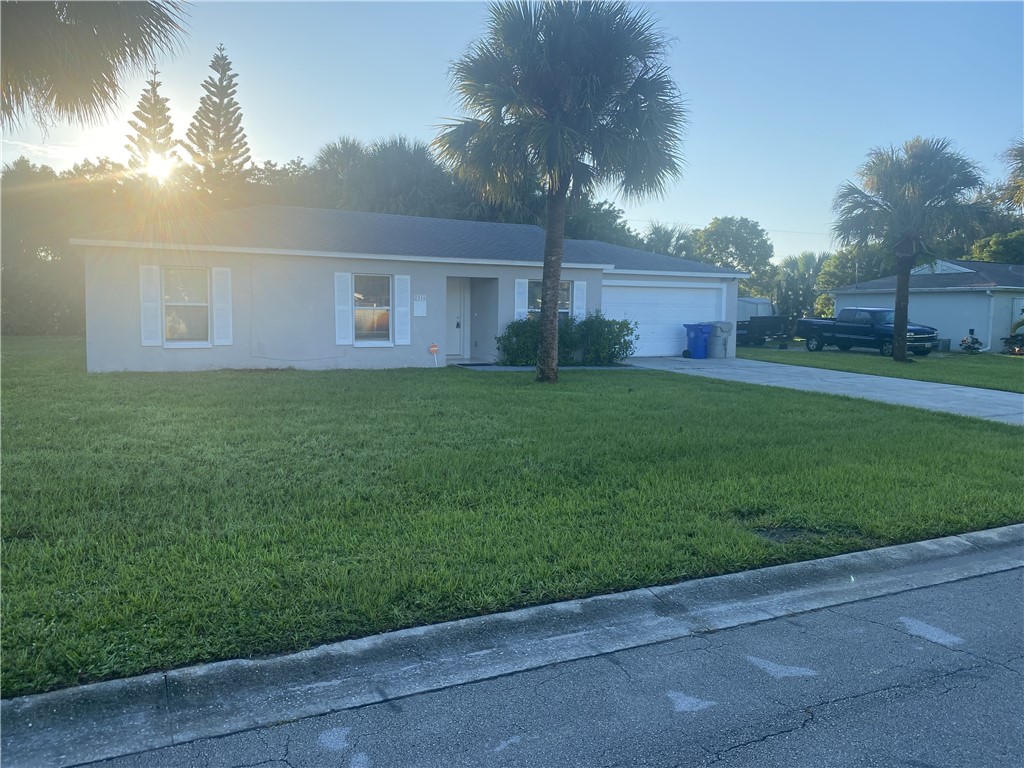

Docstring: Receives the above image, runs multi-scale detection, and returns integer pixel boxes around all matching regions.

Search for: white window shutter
[394,275,411,346]
[139,265,162,346]
[573,281,587,320]
[212,268,233,345]
[335,272,353,345]
[514,279,529,320]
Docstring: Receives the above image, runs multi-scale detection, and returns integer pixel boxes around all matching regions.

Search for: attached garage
[562,240,746,359]
[602,283,723,357]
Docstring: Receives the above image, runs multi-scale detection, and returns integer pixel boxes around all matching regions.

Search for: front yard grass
[3,337,1021,697]
[737,345,1024,393]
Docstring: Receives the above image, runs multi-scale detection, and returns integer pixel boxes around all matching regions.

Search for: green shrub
[495,317,539,365]
[576,311,638,365]
[496,312,636,366]
[496,315,578,365]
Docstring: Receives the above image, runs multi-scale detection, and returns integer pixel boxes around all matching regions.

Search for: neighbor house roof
[835,260,1024,293]
[71,205,744,278]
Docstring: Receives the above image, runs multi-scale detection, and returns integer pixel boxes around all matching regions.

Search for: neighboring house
[834,259,1024,352]
[737,297,773,321]
[72,206,745,372]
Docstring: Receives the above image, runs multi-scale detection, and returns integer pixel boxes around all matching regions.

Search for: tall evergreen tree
[183,44,251,203]
[125,70,178,179]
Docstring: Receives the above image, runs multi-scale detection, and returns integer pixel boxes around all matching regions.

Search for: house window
[354,274,391,343]
[163,267,210,345]
[527,280,571,314]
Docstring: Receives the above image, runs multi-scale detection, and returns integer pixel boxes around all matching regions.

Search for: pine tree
[183,44,251,202]
[125,70,178,177]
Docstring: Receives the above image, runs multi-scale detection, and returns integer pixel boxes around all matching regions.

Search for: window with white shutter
[138,265,233,349]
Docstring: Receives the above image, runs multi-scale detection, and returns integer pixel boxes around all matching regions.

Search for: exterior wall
[83,246,604,372]
[601,273,740,357]
[833,290,1023,350]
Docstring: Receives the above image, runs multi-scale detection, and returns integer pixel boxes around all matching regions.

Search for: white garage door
[602,285,721,357]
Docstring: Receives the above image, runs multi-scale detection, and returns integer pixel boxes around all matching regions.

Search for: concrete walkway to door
[630,356,1024,426]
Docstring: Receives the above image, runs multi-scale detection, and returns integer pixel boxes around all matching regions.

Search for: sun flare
[143,153,176,183]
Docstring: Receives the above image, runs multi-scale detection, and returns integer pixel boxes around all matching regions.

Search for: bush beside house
[497,312,638,366]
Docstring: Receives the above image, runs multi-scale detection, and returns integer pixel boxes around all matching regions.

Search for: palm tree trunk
[537,188,569,383]
[893,254,914,362]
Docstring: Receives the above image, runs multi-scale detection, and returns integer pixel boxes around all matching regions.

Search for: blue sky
[3,1,1021,258]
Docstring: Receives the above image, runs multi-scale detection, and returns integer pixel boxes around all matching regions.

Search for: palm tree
[832,137,983,361]
[773,251,829,326]
[435,1,686,382]
[1,1,187,131]
[643,222,693,259]
[998,137,1024,212]
[358,137,455,218]
[314,137,368,211]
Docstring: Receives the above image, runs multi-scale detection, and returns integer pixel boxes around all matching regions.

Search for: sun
[143,153,177,184]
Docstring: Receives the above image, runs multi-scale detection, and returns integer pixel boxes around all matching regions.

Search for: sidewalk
[630,356,1024,425]
[2,525,1021,768]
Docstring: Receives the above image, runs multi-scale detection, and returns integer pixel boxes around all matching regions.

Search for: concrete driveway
[630,356,1024,426]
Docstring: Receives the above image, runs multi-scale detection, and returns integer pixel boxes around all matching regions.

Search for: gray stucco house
[72,206,745,372]
[833,259,1024,352]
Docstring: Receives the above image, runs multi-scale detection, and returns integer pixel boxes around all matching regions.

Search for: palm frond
[2,1,188,130]
[435,0,686,205]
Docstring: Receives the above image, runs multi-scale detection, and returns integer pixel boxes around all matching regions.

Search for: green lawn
[738,345,1024,394]
[3,337,1021,697]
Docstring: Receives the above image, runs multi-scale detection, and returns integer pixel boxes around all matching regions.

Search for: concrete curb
[3,524,1022,768]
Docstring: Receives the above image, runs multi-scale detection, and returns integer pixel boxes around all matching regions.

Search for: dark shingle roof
[75,205,741,277]
[837,260,1024,292]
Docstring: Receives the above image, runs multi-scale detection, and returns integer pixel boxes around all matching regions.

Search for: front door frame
[446,277,471,358]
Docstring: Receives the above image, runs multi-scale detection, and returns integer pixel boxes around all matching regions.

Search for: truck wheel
[753,337,766,347]
[880,340,894,357]
[805,335,825,352]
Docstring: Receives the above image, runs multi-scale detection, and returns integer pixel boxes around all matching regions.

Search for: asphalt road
[95,567,1023,768]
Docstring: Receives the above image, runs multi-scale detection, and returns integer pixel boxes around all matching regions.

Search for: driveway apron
[630,356,1024,426]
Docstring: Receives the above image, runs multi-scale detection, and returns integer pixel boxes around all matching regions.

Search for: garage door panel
[602,285,721,357]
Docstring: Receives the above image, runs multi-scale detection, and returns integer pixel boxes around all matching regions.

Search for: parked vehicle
[736,315,790,346]
[795,307,939,356]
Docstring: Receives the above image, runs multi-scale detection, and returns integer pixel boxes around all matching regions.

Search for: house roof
[835,259,1024,293]
[72,205,743,278]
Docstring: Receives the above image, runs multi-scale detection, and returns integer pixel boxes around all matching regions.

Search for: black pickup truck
[795,307,939,356]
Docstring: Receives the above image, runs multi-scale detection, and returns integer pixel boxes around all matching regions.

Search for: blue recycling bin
[684,323,713,359]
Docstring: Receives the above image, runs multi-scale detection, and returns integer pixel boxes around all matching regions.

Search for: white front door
[446,277,470,357]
